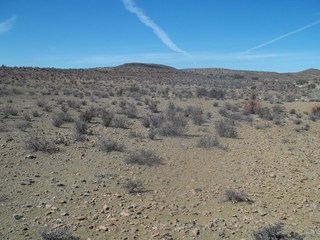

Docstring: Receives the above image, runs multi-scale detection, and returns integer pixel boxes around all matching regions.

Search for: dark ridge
[297,68,320,75]
[116,63,177,70]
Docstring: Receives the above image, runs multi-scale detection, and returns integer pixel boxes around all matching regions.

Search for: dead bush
[25,135,58,153]
[185,106,205,126]
[0,123,8,132]
[121,104,139,119]
[148,128,157,140]
[2,105,18,118]
[198,135,221,149]
[74,120,89,135]
[23,113,32,121]
[37,99,46,107]
[258,107,273,120]
[243,99,261,114]
[32,110,41,117]
[97,137,124,152]
[79,106,96,122]
[158,106,188,136]
[16,121,32,132]
[157,116,187,136]
[110,114,129,129]
[141,115,151,128]
[148,100,159,113]
[125,150,162,166]
[252,223,303,240]
[66,99,81,109]
[52,112,74,127]
[39,226,79,240]
[129,130,145,140]
[215,119,237,138]
[222,189,252,203]
[122,180,144,194]
[310,104,320,121]
[101,110,114,127]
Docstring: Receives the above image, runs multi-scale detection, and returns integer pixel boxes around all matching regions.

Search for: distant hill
[115,63,177,71]
[0,63,319,84]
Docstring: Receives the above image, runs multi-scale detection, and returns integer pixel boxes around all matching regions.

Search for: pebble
[120,211,130,217]
[191,228,200,236]
[97,225,108,231]
[13,213,23,220]
[25,155,36,159]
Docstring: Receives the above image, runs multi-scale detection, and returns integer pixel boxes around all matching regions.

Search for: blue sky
[1,0,319,72]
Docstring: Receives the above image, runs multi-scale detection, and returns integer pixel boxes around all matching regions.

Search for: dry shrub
[79,106,96,122]
[215,119,237,138]
[25,135,58,153]
[16,121,32,131]
[122,180,144,194]
[243,99,261,114]
[198,135,220,149]
[252,223,303,240]
[74,120,89,135]
[125,150,162,166]
[97,137,124,152]
[310,104,320,120]
[110,114,129,129]
[101,110,114,127]
[222,189,252,203]
[39,226,79,240]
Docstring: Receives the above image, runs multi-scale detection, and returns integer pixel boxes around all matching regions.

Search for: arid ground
[1,64,320,239]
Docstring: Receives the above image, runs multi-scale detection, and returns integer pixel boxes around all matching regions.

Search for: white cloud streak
[244,19,320,54]
[122,0,187,55]
[0,15,17,34]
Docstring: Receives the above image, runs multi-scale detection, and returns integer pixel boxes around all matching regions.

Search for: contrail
[122,0,187,55]
[0,15,17,34]
[244,19,320,54]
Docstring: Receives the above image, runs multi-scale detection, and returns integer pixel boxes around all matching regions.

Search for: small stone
[191,228,200,236]
[13,213,23,220]
[45,211,54,216]
[25,155,36,159]
[103,205,111,211]
[77,216,87,221]
[259,212,267,216]
[98,225,108,231]
[120,211,130,217]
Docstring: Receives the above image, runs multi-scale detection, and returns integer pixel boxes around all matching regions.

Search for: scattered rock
[97,225,108,231]
[25,154,36,159]
[13,213,23,220]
